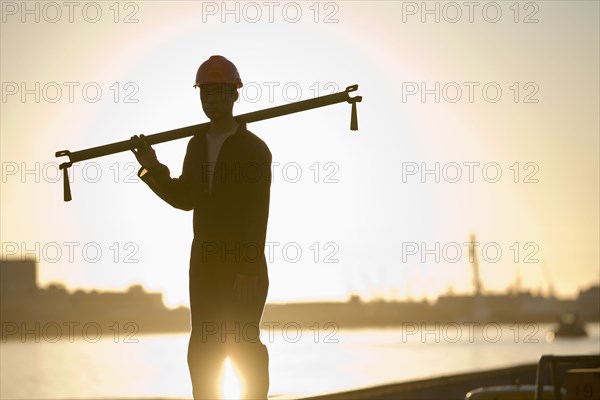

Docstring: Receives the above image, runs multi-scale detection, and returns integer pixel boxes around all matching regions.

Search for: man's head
[193,55,243,121]
[198,83,239,121]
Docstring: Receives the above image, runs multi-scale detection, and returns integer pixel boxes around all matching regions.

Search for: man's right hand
[131,134,158,169]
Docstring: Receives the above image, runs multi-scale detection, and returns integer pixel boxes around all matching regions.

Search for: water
[1,323,598,399]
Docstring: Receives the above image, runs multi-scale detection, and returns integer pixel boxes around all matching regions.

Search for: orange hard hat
[193,55,243,89]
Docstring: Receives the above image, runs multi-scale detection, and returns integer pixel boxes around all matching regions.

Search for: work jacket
[137,121,272,277]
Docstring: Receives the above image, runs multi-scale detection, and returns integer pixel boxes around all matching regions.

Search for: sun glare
[221,357,242,400]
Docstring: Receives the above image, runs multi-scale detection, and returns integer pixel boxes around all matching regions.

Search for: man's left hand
[233,273,258,303]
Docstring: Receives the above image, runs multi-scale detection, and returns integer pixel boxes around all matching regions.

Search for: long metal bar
[56,84,361,201]
[56,84,360,164]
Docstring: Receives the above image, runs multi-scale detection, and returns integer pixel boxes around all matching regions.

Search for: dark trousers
[187,265,269,399]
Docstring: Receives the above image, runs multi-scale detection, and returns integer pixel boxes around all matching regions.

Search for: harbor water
[1,323,599,399]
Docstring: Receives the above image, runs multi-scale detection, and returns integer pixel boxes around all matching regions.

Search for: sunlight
[220,357,242,400]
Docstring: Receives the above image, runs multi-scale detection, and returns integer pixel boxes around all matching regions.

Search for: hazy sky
[1,1,598,307]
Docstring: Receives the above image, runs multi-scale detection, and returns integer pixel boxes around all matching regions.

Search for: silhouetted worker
[130,55,272,400]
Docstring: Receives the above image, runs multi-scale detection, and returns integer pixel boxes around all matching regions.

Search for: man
[131,55,272,399]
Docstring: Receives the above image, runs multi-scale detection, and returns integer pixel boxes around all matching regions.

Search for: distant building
[1,258,37,315]
[577,285,600,320]
[0,258,190,337]
[0,258,36,295]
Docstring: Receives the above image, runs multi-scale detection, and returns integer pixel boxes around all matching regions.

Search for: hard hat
[193,55,243,89]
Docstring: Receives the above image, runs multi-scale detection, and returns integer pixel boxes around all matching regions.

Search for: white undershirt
[206,123,238,193]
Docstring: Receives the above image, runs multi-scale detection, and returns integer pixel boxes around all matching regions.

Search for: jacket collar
[196,120,247,161]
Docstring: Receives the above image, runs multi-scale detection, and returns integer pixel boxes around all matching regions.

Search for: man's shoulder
[189,123,211,146]
[186,134,201,154]
[239,126,271,157]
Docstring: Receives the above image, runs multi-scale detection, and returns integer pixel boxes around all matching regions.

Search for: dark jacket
[138,122,272,276]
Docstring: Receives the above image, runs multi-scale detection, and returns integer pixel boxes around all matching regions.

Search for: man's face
[199,83,238,120]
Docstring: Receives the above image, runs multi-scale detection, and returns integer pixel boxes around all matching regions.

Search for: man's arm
[132,134,195,211]
[233,142,272,302]
[238,142,272,276]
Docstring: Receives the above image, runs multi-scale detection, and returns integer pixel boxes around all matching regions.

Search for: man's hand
[233,273,259,303]
[131,134,158,169]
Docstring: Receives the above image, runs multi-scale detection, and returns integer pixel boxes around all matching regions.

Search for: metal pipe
[56,84,362,201]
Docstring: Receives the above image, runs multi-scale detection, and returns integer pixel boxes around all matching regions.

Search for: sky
[1,1,599,308]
